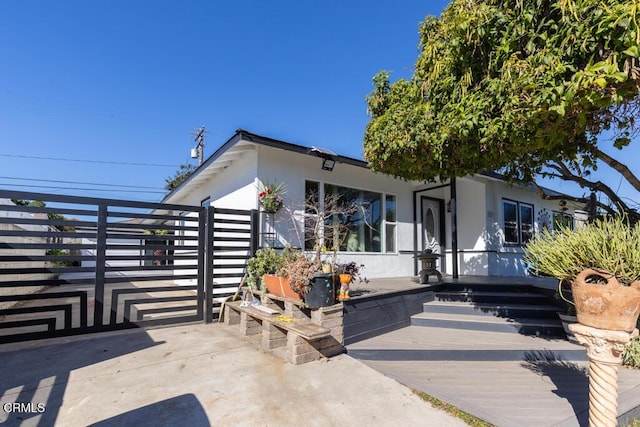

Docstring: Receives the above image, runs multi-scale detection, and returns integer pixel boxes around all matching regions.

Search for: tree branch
[544,160,635,217]
[595,149,640,193]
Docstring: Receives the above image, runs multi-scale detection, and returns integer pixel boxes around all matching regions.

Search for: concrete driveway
[0,323,465,427]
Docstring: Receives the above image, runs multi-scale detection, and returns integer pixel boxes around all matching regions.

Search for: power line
[0,175,164,190]
[0,153,179,168]
[0,182,166,194]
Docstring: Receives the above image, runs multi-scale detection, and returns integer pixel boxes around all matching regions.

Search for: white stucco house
[162,129,584,279]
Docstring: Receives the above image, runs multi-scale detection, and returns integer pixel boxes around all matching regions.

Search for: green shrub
[246,246,299,289]
[624,336,640,369]
[46,249,75,267]
[247,248,285,289]
[524,216,640,286]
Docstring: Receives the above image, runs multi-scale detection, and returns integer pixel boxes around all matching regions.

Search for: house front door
[421,197,444,269]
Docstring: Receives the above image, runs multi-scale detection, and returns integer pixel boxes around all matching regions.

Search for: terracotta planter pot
[572,268,640,332]
[262,274,302,301]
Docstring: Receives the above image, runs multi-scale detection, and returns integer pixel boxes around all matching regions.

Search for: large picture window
[503,199,534,245]
[304,181,395,253]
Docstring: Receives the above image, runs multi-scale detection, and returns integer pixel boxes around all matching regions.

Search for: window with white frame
[304,180,396,253]
[503,199,534,245]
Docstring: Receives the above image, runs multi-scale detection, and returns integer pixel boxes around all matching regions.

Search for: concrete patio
[3,274,640,426]
[0,323,465,427]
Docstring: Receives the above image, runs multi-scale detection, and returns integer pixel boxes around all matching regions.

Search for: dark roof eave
[236,129,369,169]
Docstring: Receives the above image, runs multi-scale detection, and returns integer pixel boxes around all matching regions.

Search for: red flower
[267,189,273,194]
[259,191,266,197]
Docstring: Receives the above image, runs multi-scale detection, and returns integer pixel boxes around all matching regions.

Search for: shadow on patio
[0,330,164,426]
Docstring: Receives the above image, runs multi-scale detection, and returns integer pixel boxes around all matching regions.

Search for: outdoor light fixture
[309,146,338,172]
[321,158,336,171]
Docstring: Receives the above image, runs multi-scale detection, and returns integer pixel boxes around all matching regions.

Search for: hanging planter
[258,180,286,214]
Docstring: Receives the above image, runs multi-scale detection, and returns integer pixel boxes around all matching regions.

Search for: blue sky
[0,1,637,208]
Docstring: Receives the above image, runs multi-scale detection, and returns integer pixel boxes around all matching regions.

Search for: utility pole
[191,126,207,166]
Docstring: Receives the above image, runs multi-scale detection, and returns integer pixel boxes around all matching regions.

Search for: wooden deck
[348,274,559,298]
[348,319,640,426]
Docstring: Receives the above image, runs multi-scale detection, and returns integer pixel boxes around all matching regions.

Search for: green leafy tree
[11,199,66,229]
[164,164,196,192]
[12,199,45,207]
[364,0,640,220]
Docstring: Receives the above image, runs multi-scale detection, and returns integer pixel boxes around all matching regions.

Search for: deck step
[423,301,562,320]
[411,312,565,336]
[346,325,586,362]
[434,291,549,304]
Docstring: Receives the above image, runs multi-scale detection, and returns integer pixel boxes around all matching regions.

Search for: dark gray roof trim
[236,129,368,169]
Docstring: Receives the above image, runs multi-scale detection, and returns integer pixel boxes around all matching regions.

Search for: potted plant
[246,248,287,291]
[336,262,367,300]
[255,249,335,308]
[247,246,302,299]
[258,180,286,214]
[524,216,640,332]
[339,262,367,283]
[279,252,320,298]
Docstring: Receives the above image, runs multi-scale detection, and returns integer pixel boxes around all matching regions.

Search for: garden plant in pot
[246,248,286,291]
[336,261,368,300]
[524,216,640,333]
[247,246,334,307]
[247,246,301,299]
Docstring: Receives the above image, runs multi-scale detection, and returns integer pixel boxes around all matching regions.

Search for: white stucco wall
[257,145,416,279]
[455,178,489,276]
[481,176,582,276]
[173,150,259,209]
[166,138,585,280]
[414,176,583,278]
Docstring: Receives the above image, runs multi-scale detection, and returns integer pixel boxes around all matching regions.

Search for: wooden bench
[224,299,343,364]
